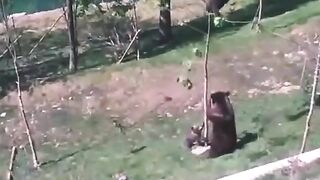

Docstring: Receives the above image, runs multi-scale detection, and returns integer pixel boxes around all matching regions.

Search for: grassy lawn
[3,91,319,180]
[1,0,320,179]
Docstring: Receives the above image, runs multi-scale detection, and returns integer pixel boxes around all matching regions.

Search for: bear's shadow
[236,131,258,150]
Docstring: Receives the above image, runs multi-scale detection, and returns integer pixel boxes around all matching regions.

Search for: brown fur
[205,0,230,16]
[206,91,237,157]
[185,125,205,149]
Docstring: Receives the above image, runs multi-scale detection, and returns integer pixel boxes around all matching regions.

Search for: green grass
[3,91,320,180]
[141,0,320,66]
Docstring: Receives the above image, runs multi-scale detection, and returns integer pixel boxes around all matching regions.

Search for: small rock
[113,172,129,180]
[191,145,211,156]
[262,66,268,70]
[284,53,293,59]
[0,112,6,118]
[297,50,306,56]
[283,82,292,86]
[272,50,280,55]
[52,104,61,109]
[164,96,173,101]
[165,112,173,117]
[172,135,177,138]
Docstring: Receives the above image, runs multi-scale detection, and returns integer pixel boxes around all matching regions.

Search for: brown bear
[185,125,205,150]
[206,91,237,158]
[205,0,230,16]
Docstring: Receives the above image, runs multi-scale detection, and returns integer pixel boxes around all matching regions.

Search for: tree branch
[300,37,320,153]
[27,13,65,56]
[3,14,40,169]
[132,2,140,61]
[6,146,18,180]
[117,29,141,64]
[0,34,22,59]
[251,0,262,32]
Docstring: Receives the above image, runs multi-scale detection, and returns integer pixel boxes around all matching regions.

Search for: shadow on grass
[228,0,317,21]
[236,131,258,149]
[286,108,309,121]
[40,146,92,168]
[0,47,114,99]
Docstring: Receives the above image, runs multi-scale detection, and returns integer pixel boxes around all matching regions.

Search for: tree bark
[66,0,78,72]
[0,0,12,62]
[158,0,172,43]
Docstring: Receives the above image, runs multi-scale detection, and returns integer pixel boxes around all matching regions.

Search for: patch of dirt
[2,17,320,119]
[1,22,318,124]
[0,8,66,34]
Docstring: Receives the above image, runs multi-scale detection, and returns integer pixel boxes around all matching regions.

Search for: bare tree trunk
[132,3,140,60]
[158,0,172,43]
[300,41,320,153]
[0,0,12,65]
[6,146,17,180]
[74,0,79,56]
[66,0,78,72]
[202,13,212,144]
[3,21,40,168]
[10,17,22,56]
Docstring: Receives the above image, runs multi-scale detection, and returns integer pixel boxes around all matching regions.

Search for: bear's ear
[210,94,215,103]
[225,91,230,96]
